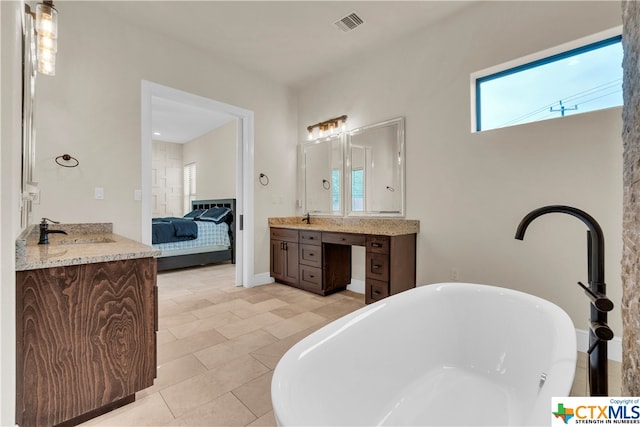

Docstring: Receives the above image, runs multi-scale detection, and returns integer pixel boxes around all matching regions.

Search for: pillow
[198,207,231,223]
[184,209,206,219]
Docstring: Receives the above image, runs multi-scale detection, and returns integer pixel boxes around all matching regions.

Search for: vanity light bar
[307,115,348,140]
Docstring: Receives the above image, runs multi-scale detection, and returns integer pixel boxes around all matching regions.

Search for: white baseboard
[247,272,274,288]
[576,328,621,362]
[347,278,365,294]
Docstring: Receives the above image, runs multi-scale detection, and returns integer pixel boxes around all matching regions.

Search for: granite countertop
[268,216,419,236]
[16,223,160,271]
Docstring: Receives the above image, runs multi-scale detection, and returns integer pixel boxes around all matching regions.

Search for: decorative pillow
[184,209,206,219]
[199,207,232,223]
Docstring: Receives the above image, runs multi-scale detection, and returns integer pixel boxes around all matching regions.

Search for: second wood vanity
[269,217,419,304]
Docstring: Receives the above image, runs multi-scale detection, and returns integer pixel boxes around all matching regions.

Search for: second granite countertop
[268,216,419,236]
[16,223,160,271]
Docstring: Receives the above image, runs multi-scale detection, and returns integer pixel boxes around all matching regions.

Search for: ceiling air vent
[334,11,364,32]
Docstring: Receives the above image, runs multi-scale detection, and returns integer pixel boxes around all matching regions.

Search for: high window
[473,32,622,132]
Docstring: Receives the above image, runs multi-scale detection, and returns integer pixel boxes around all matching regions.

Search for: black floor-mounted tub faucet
[515,205,613,396]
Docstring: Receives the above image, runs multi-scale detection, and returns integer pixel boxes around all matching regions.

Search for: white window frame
[470,26,623,133]
[184,162,196,213]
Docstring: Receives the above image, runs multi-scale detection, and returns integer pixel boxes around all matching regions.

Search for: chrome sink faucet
[39,218,68,245]
[301,212,311,224]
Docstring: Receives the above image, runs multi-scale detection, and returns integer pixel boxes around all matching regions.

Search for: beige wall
[298,1,623,335]
[152,141,184,217]
[183,119,237,202]
[30,2,298,276]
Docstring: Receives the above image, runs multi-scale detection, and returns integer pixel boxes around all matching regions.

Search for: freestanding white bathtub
[271,283,577,426]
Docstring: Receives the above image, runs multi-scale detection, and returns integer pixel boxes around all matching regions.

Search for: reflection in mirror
[21,6,38,228]
[300,135,343,215]
[347,117,405,217]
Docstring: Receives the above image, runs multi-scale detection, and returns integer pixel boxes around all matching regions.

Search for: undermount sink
[55,236,115,245]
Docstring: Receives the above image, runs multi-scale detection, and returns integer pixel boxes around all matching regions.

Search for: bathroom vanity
[15,223,159,427]
[269,217,418,303]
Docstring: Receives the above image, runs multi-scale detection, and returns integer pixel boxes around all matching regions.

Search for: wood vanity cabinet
[365,234,416,304]
[270,228,299,286]
[15,257,157,427]
[270,226,416,302]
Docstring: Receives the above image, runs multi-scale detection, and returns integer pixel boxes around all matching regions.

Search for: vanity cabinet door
[270,229,299,286]
[16,258,157,427]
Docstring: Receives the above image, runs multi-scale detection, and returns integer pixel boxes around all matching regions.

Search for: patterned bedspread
[153,221,230,252]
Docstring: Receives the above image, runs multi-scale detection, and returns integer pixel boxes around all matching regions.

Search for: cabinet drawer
[300,230,321,246]
[270,228,298,242]
[299,265,322,292]
[366,279,389,304]
[366,236,390,254]
[366,252,389,281]
[322,232,366,246]
[299,244,322,268]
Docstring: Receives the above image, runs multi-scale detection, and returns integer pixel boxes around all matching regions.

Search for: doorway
[141,81,255,286]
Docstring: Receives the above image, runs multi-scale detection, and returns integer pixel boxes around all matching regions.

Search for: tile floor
[82,262,622,426]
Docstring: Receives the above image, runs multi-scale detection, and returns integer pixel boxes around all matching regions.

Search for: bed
[153,198,236,271]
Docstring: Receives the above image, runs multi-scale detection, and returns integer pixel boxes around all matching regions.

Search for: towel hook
[259,173,269,186]
[322,179,331,190]
[55,154,79,168]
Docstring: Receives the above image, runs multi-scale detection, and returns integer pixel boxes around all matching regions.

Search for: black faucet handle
[577,281,614,312]
[41,217,60,225]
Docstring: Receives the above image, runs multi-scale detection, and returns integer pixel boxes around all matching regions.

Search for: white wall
[0,1,24,423]
[31,2,298,276]
[152,140,184,217]
[298,1,624,335]
[183,119,237,201]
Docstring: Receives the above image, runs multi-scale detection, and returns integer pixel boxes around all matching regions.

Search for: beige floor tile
[247,410,277,427]
[159,310,199,330]
[169,310,242,340]
[160,354,270,418]
[215,311,284,339]
[313,297,366,320]
[81,392,175,426]
[137,353,208,398]
[194,329,278,369]
[262,311,326,339]
[166,392,257,427]
[157,329,228,365]
[232,371,274,418]
[232,298,289,319]
[191,298,254,319]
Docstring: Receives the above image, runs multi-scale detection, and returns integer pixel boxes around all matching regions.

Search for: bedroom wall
[152,140,184,217]
[30,2,298,276]
[297,0,624,337]
[183,119,237,201]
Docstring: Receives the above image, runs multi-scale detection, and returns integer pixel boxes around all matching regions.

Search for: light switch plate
[95,187,104,200]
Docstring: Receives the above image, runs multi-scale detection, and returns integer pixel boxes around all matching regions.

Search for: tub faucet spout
[515,205,611,396]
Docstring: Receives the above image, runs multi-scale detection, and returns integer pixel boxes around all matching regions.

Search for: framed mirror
[346,117,405,217]
[21,6,38,228]
[299,134,344,215]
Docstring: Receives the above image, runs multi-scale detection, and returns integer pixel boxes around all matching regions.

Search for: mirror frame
[346,117,405,217]
[298,134,345,216]
[21,6,38,228]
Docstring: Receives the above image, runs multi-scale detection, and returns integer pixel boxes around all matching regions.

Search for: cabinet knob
[372,264,382,269]
[372,243,382,248]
